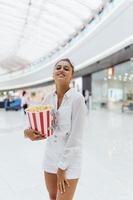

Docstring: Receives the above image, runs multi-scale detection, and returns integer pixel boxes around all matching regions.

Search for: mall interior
[0,0,133,200]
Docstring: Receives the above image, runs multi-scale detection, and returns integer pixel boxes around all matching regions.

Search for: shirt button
[54,135,57,138]
[54,140,57,143]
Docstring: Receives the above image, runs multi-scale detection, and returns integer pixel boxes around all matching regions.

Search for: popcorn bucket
[26,105,54,138]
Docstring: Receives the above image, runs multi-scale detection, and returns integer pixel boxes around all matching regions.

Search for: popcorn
[26,105,54,138]
[26,105,52,112]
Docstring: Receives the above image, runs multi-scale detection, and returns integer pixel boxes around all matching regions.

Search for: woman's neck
[56,85,70,99]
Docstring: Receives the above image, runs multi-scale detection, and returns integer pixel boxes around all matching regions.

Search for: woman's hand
[24,128,46,141]
[57,168,70,194]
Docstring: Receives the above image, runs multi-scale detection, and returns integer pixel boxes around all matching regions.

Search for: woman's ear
[70,73,74,80]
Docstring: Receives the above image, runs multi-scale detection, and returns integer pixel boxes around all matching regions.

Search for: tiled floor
[0,108,133,200]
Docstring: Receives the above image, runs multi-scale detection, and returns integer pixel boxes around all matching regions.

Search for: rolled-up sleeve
[58,95,86,170]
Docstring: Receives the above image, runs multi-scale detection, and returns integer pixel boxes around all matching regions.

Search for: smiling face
[53,60,73,86]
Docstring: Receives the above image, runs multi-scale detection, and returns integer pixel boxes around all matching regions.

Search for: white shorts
[42,154,82,179]
[42,137,82,179]
[43,164,81,179]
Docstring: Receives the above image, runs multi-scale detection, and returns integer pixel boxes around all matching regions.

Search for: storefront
[92,60,133,110]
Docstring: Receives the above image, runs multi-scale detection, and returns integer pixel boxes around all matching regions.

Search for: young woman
[24,58,86,200]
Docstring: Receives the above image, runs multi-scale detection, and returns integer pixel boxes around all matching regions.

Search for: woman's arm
[58,94,86,170]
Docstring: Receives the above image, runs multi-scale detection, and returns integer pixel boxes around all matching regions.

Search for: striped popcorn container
[26,105,54,138]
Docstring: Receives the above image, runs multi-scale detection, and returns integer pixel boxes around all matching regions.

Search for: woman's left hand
[57,168,70,194]
[24,128,46,141]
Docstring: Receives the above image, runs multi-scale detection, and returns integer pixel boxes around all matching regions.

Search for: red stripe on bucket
[27,113,32,128]
[47,110,50,137]
[32,113,38,132]
[39,112,44,136]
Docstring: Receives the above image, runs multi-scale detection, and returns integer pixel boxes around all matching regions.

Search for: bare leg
[44,171,58,200]
[56,179,79,200]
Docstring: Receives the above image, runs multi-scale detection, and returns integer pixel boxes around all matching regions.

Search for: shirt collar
[53,87,74,99]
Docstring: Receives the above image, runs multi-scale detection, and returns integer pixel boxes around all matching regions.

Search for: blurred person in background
[24,58,86,200]
[21,90,30,114]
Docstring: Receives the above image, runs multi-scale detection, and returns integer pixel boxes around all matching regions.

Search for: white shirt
[43,88,86,170]
[21,95,29,107]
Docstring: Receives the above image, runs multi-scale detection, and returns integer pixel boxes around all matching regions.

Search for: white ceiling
[0,0,106,75]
